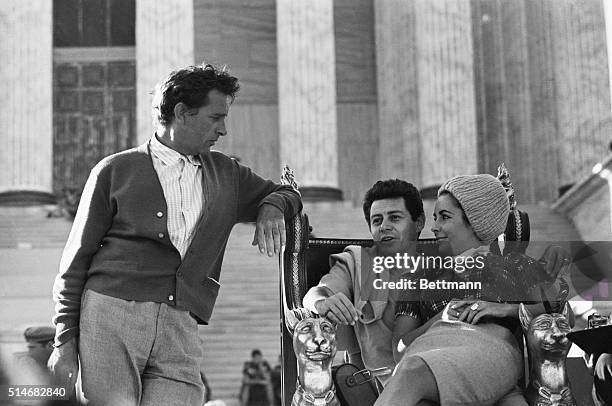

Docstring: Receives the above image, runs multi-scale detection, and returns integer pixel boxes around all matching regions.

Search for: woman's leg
[374,356,439,406]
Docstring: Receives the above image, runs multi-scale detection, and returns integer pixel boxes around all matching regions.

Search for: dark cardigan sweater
[52,141,302,346]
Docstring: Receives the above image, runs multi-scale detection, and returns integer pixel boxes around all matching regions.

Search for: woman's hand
[455,300,515,324]
[447,299,513,324]
[442,299,470,321]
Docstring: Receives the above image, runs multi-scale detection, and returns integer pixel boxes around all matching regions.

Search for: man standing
[49,64,302,405]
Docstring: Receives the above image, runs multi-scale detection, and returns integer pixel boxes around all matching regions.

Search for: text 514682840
[0,385,68,400]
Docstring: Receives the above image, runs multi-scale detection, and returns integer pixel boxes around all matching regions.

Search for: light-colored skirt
[401,320,523,406]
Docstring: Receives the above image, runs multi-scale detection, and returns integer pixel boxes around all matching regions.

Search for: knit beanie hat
[438,174,510,245]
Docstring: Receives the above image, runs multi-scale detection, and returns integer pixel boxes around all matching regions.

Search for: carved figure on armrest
[285,309,340,406]
[519,303,576,406]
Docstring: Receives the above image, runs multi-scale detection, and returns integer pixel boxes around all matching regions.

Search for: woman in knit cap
[378,174,554,406]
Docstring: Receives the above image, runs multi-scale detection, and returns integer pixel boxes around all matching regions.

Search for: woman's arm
[449,300,568,326]
[449,278,574,326]
[449,248,575,325]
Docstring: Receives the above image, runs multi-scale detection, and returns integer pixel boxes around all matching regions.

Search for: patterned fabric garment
[150,135,203,258]
[398,251,548,322]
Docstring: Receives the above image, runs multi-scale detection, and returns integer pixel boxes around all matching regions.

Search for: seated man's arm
[392,281,423,360]
[303,286,360,326]
[392,315,420,362]
[303,248,362,326]
[397,298,479,355]
[396,312,442,356]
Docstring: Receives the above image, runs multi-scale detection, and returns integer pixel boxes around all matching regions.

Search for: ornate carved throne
[278,166,532,406]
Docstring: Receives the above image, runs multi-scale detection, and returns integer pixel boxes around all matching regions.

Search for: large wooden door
[53,60,135,194]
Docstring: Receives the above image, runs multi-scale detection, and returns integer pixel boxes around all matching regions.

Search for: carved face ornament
[520,303,572,357]
[529,314,571,354]
[293,317,337,363]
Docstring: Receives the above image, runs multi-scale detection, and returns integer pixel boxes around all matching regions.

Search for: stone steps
[0,201,588,404]
[0,206,72,248]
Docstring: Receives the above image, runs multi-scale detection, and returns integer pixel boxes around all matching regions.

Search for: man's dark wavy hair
[362,179,424,226]
[152,63,240,126]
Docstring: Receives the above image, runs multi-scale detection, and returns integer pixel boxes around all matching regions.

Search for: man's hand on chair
[314,293,362,326]
[252,204,286,257]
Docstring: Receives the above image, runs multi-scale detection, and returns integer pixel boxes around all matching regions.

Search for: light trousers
[79,289,204,406]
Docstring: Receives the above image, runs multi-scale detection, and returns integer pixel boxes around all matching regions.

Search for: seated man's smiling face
[369,197,423,256]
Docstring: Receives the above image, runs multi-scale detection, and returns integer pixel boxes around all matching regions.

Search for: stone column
[374,0,478,188]
[549,0,611,193]
[374,0,420,181]
[470,0,536,201]
[277,0,341,200]
[0,1,53,198]
[471,0,612,204]
[136,0,194,144]
[416,0,478,187]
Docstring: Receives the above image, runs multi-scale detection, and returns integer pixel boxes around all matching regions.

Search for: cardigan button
[168,294,174,301]
[156,211,164,218]
[158,233,164,239]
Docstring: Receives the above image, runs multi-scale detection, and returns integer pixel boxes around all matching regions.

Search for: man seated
[303,179,425,386]
[302,178,570,392]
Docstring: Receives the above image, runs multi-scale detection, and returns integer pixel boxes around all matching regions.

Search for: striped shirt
[150,135,203,258]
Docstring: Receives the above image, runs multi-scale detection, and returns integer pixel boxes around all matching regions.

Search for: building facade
[1,0,611,205]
